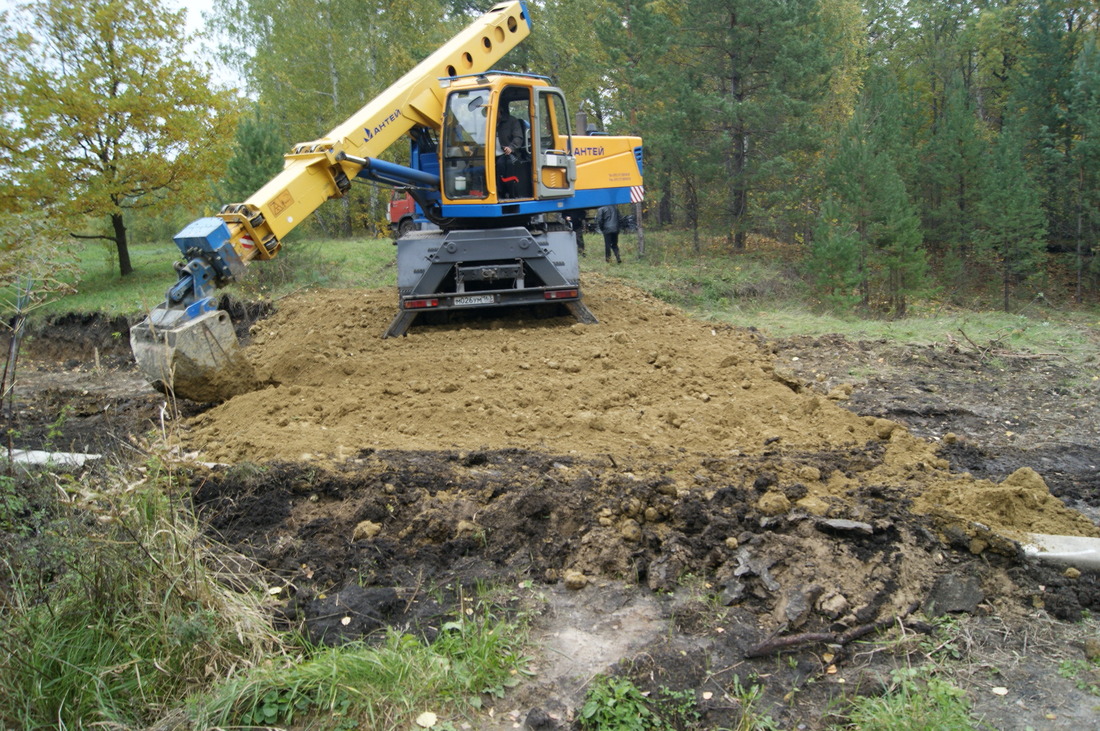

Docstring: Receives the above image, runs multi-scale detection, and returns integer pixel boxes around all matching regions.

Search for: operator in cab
[496,104,524,198]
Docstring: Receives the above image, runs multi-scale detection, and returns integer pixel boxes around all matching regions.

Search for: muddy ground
[6,277,1100,730]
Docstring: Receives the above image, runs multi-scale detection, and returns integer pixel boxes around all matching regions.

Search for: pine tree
[214,111,287,205]
[919,72,985,287]
[874,168,927,318]
[597,1,708,240]
[678,0,829,250]
[808,199,862,311]
[819,86,926,317]
[1067,37,1100,300]
[1011,1,1080,246]
[976,124,1048,312]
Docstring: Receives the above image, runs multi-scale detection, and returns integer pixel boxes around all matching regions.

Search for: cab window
[442,89,490,199]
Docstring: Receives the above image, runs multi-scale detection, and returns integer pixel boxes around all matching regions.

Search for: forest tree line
[3,0,1100,314]
[210,0,1100,313]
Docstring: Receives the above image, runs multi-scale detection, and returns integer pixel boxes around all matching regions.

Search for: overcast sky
[168,0,244,89]
[172,0,213,35]
[3,0,239,88]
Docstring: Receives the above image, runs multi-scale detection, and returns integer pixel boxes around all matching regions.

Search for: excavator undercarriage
[384,226,596,338]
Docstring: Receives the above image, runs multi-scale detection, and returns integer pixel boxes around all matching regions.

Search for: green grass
[598,230,798,310]
[0,460,278,730]
[576,672,772,731]
[594,230,1100,363]
[22,235,397,319]
[579,674,667,731]
[1057,657,1100,696]
[197,599,532,730]
[0,455,533,731]
[45,241,185,316]
[234,235,397,302]
[708,304,1094,355]
[842,666,981,731]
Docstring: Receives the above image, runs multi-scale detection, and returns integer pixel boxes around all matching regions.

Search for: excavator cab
[437,76,575,214]
[381,76,593,339]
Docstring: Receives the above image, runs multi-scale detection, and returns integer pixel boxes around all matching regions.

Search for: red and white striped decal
[239,235,255,251]
[630,186,645,204]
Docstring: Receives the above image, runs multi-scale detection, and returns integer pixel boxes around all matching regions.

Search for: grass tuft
[0,459,279,729]
[198,599,532,730]
[843,666,979,730]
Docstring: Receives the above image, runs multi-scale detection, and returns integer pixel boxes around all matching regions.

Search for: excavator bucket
[130,308,257,403]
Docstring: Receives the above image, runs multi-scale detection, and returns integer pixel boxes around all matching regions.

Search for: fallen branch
[957,328,989,356]
[950,329,1064,362]
[988,351,1062,360]
[746,601,922,659]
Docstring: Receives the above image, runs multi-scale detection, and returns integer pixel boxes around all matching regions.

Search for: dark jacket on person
[497,112,524,153]
[596,205,620,234]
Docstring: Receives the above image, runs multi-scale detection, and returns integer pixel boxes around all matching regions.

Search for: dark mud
[187,450,1100,729]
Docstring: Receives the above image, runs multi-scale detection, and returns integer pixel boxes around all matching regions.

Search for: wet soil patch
[20,312,135,364]
[188,452,1100,729]
[772,333,1100,526]
[943,441,1100,517]
[2,295,273,454]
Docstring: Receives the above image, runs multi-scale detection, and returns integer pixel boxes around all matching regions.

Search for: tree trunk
[892,267,907,318]
[729,12,747,251]
[658,168,672,226]
[857,222,868,308]
[113,212,134,276]
[340,197,353,237]
[2,313,26,419]
[325,10,353,238]
[686,176,699,253]
[1077,167,1084,304]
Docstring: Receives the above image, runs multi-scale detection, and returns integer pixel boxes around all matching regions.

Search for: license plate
[453,294,495,306]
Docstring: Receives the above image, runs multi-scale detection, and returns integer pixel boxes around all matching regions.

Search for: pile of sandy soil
[184,277,1098,542]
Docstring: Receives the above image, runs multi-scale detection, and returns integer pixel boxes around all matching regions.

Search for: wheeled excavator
[130,1,644,401]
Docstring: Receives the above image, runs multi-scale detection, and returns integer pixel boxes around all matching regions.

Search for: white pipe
[1023,533,1100,570]
[4,450,101,468]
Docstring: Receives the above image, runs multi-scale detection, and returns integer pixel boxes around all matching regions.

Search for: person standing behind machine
[567,210,587,257]
[597,204,622,264]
